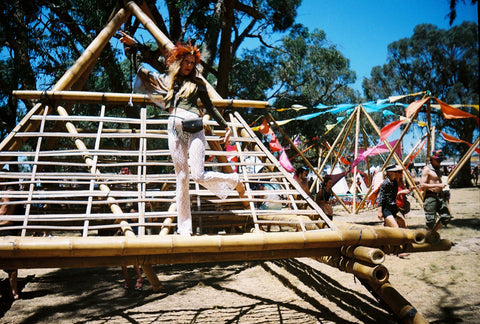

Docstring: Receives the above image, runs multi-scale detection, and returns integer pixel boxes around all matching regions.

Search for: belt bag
[182,117,203,133]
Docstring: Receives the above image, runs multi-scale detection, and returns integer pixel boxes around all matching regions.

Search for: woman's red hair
[166,42,201,66]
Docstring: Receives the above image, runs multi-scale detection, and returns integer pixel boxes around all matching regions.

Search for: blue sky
[292,0,478,92]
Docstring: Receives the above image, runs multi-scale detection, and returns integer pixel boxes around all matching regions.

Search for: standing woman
[120,35,244,236]
[377,165,406,228]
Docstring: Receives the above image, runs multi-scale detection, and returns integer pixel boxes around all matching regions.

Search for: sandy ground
[1,187,479,323]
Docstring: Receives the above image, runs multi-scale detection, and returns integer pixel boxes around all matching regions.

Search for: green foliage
[232,24,359,152]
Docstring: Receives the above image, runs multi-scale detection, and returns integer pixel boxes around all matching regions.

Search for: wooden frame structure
[0,2,453,322]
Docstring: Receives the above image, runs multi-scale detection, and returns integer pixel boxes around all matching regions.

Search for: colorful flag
[380,120,404,141]
[279,150,295,172]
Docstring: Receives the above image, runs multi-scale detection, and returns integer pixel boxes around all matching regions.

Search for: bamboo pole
[360,106,424,207]
[53,10,131,92]
[352,106,361,212]
[0,227,427,258]
[361,127,372,186]
[315,256,389,285]
[0,247,342,270]
[12,90,269,108]
[381,239,452,254]
[0,8,130,164]
[447,136,480,184]
[402,133,428,166]
[426,99,432,162]
[123,0,222,100]
[365,281,428,324]
[236,112,337,229]
[340,245,385,265]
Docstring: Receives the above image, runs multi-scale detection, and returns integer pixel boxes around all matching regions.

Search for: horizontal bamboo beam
[12,90,270,109]
[381,239,452,254]
[0,247,342,269]
[0,227,426,259]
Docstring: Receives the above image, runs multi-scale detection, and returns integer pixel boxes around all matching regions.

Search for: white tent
[325,165,350,195]
[349,173,368,194]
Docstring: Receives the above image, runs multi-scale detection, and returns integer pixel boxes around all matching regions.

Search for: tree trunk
[216,0,234,98]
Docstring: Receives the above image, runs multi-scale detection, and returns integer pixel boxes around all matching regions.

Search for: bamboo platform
[0,2,451,322]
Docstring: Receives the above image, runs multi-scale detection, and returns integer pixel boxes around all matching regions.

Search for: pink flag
[352,140,402,167]
[279,150,295,172]
[293,134,301,146]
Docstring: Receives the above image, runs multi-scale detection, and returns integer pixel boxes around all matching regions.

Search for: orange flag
[441,131,480,154]
[259,118,274,135]
[433,98,479,125]
[405,97,430,118]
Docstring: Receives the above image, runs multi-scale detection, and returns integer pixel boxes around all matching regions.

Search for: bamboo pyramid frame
[308,104,425,214]
[0,2,451,321]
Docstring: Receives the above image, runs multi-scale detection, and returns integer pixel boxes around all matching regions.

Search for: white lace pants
[168,109,239,236]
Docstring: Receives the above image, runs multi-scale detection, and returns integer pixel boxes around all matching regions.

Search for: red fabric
[226,144,238,172]
[441,131,480,154]
[406,138,427,167]
[434,98,479,125]
[328,170,349,186]
[441,131,467,144]
[405,97,430,118]
[269,134,283,152]
[396,185,406,208]
[380,120,404,142]
[259,118,273,135]
[340,156,351,165]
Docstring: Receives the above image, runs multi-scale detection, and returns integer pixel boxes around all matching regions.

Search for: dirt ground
[1,187,479,323]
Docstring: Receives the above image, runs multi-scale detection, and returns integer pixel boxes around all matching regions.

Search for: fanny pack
[182,117,203,133]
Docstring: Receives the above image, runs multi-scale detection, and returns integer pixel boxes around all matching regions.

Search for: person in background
[120,33,245,236]
[117,204,143,290]
[377,165,406,229]
[472,165,479,186]
[315,176,334,220]
[420,150,452,232]
[294,166,312,198]
[0,172,20,300]
[396,175,412,221]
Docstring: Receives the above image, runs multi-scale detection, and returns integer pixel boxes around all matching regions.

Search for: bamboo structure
[0,2,457,322]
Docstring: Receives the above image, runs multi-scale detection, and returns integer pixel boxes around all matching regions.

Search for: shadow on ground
[1,261,402,324]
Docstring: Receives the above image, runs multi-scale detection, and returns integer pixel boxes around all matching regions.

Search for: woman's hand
[378,210,383,220]
[119,31,136,46]
[220,127,232,144]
